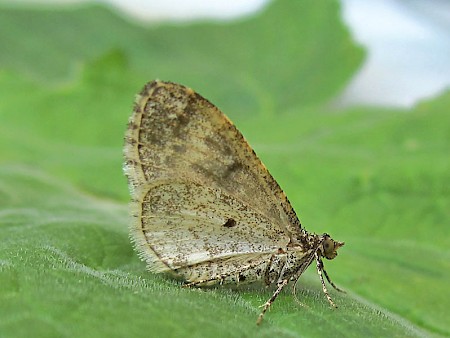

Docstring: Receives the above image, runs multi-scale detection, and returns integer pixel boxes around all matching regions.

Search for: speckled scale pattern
[123,80,344,323]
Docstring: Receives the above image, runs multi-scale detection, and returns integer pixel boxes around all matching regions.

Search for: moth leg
[315,252,337,308]
[321,262,345,293]
[256,279,288,325]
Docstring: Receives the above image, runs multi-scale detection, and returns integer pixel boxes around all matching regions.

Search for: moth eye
[323,238,337,259]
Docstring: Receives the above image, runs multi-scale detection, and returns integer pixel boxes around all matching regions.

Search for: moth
[123,80,345,324]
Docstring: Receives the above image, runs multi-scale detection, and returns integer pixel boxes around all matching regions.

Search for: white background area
[5,0,450,108]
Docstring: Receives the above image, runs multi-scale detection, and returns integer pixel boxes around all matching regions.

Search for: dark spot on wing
[223,161,243,178]
[204,136,233,157]
[223,218,237,228]
[171,112,191,139]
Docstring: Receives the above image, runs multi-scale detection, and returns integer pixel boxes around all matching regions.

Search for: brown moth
[123,80,345,324]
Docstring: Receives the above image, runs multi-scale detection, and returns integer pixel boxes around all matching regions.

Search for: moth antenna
[322,266,346,293]
[291,277,308,308]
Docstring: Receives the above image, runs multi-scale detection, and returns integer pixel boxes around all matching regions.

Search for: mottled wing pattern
[124,80,303,273]
[135,179,289,272]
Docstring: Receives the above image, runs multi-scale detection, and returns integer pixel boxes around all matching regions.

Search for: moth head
[321,233,344,260]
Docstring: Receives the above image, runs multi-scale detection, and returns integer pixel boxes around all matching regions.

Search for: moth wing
[124,80,302,239]
[177,252,275,284]
[131,179,290,272]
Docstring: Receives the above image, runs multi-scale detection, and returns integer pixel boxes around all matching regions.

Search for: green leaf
[0,1,448,337]
[0,0,363,113]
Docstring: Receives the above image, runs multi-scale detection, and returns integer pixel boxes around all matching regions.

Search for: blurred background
[3,0,450,107]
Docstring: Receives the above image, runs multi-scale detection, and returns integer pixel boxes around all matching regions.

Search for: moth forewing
[127,184,173,273]
[132,179,291,271]
[123,80,345,325]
